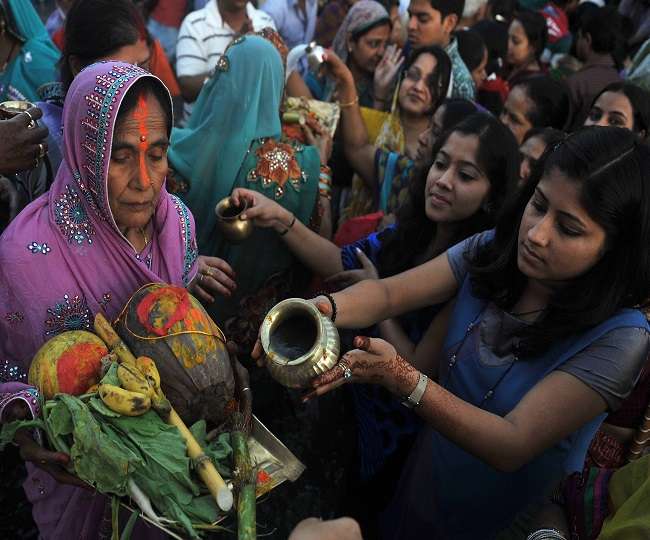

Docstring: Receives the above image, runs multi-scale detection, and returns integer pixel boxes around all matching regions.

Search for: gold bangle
[339,96,359,109]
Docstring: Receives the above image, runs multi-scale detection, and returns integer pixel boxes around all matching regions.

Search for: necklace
[139,227,148,247]
[442,314,520,407]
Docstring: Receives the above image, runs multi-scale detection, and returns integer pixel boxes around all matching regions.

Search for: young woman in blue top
[272,126,650,538]
[239,112,520,532]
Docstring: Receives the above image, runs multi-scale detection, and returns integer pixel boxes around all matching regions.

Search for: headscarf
[0,0,61,102]
[0,61,198,368]
[331,0,390,64]
[168,35,285,251]
[0,0,50,41]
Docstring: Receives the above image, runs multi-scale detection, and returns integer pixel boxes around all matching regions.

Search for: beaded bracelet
[316,291,337,323]
[319,165,332,199]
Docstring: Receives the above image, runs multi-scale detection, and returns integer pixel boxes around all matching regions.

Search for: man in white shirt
[176,0,276,121]
[261,0,318,50]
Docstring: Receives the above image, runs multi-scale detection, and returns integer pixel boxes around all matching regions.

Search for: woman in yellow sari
[343,45,451,220]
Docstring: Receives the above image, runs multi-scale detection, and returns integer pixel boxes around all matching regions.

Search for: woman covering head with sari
[0,61,197,538]
[0,0,60,102]
[168,35,320,349]
[307,0,392,107]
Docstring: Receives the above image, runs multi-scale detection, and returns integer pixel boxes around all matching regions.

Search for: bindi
[131,94,150,186]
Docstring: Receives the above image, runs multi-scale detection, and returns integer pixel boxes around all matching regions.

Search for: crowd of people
[1,0,650,538]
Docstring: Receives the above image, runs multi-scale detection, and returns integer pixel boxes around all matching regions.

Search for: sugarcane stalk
[167,408,233,511]
[231,411,256,540]
[93,313,233,512]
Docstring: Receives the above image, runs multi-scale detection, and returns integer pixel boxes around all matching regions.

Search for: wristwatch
[401,372,428,409]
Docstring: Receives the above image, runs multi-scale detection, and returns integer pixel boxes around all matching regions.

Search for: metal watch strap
[401,372,428,409]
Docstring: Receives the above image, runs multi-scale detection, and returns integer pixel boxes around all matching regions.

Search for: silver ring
[241,387,251,393]
[339,361,352,379]
[38,143,46,158]
[23,110,35,128]
[199,273,204,284]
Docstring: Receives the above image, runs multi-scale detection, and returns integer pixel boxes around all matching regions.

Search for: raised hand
[373,44,404,105]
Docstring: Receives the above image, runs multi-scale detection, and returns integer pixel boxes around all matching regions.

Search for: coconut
[115,283,236,426]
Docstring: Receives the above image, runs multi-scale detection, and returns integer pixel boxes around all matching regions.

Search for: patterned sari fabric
[168,36,319,348]
[0,0,60,102]
[0,62,197,537]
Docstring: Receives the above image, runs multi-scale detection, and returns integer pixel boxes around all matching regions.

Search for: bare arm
[286,71,314,99]
[328,252,459,328]
[311,337,608,473]
[178,74,208,103]
[414,370,606,472]
[232,188,344,277]
[323,51,376,186]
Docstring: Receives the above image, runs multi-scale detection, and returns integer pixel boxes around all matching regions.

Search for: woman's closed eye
[433,158,448,170]
[111,151,131,164]
[459,169,478,182]
[531,198,546,214]
[557,221,582,236]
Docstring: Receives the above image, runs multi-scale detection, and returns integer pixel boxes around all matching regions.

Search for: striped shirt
[176,0,276,120]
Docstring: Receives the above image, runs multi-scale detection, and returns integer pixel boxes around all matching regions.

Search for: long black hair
[377,112,520,278]
[61,0,147,89]
[468,126,650,355]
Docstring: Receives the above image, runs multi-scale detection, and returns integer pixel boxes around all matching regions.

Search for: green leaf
[53,394,142,495]
[87,396,122,418]
[100,361,121,386]
[48,400,74,437]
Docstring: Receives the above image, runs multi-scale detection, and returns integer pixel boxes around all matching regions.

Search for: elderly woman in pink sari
[0,61,230,538]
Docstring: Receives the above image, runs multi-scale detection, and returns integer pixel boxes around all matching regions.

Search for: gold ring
[203,268,214,278]
[23,110,35,128]
[199,273,204,284]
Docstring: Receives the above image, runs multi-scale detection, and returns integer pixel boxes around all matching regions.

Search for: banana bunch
[98,357,171,417]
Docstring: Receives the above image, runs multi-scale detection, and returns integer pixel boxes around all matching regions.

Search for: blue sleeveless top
[382,274,649,539]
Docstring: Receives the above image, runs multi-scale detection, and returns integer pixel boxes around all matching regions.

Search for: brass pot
[214,197,254,244]
[261,298,340,389]
[0,100,35,120]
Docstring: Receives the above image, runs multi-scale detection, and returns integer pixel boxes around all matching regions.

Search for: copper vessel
[261,298,340,388]
[214,197,254,244]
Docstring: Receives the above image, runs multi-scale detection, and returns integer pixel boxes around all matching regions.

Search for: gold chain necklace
[139,227,148,247]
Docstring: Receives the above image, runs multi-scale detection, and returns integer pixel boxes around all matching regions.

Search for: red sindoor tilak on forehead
[132,93,151,188]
